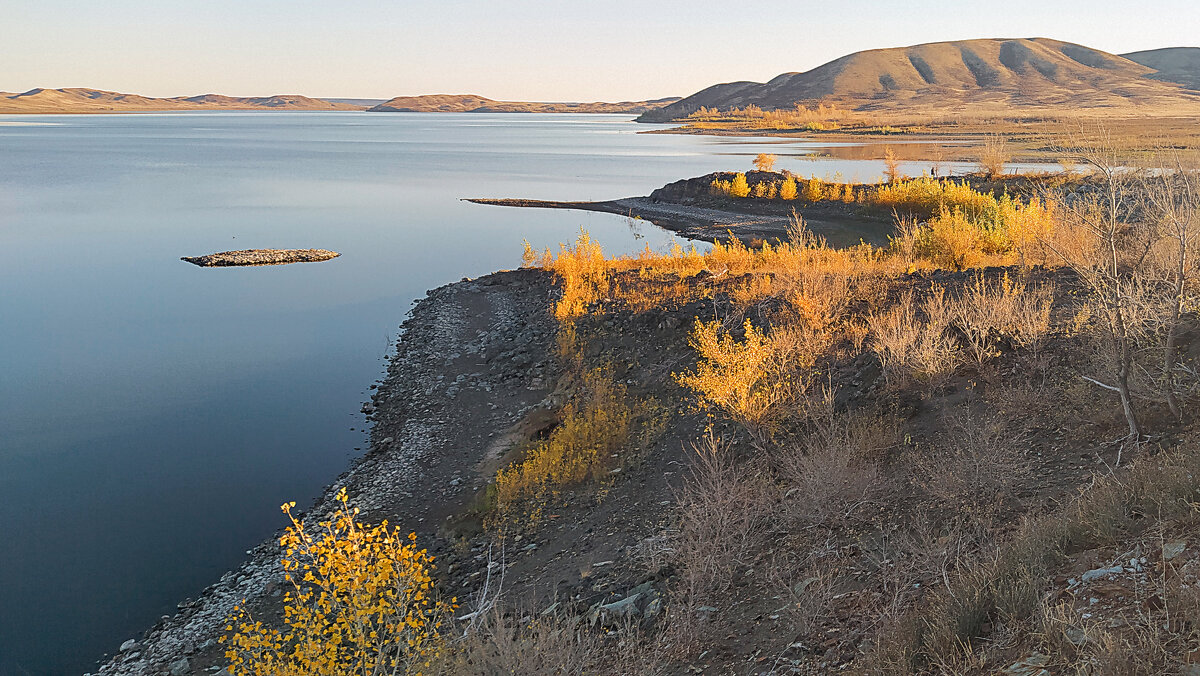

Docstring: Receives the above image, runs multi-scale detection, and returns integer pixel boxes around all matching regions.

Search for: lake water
[0,112,1015,675]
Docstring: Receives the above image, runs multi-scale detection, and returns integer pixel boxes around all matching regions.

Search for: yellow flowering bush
[222,489,453,676]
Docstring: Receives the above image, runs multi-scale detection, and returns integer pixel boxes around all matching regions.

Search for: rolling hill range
[1123,47,1200,90]
[638,38,1200,122]
[367,94,680,113]
[0,88,365,113]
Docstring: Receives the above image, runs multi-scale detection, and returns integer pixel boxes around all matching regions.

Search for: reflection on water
[0,112,1057,674]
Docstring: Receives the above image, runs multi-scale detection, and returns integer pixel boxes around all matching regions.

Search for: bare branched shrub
[868,286,962,384]
[845,318,870,353]
[889,213,922,266]
[435,607,600,676]
[672,434,774,603]
[950,273,1056,362]
[1140,150,1200,421]
[913,408,1029,525]
[977,135,1011,178]
[1044,127,1150,438]
[778,395,897,526]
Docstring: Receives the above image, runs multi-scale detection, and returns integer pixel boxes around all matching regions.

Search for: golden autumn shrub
[222,490,453,676]
[802,177,823,201]
[493,368,636,526]
[675,319,793,429]
[870,177,998,221]
[917,208,991,270]
[780,177,798,200]
[841,183,856,203]
[525,230,609,320]
[730,173,751,198]
[998,194,1056,266]
[709,178,733,196]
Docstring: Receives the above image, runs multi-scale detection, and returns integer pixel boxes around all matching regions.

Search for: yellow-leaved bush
[524,230,608,320]
[675,319,794,429]
[222,489,454,676]
[493,367,638,527]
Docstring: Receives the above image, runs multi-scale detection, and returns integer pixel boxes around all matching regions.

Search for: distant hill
[1123,47,1200,90]
[368,94,681,114]
[324,97,389,107]
[0,88,366,113]
[639,38,1200,122]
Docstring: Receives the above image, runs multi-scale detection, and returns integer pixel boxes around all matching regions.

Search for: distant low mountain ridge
[0,88,365,113]
[1123,47,1200,90]
[368,94,681,113]
[638,38,1200,122]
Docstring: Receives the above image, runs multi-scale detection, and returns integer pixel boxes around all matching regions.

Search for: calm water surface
[0,112,997,675]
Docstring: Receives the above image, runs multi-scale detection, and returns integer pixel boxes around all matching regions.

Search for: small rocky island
[181,249,340,267]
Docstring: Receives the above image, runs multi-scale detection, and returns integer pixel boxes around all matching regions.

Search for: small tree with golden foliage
[730,173,751,198]
[779,177,798,200]
[223,490,453,676]
[753,153,777,172]
[676,319,789,436]
[524,230,610,320]
[802,177,823,202]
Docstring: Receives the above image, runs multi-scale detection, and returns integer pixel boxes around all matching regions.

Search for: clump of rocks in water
[181,249,340,267]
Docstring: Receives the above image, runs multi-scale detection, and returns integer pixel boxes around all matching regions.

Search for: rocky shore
[467,171,894,246]
[93,268,560,675]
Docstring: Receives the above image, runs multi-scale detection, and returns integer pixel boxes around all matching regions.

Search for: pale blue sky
[4,0,1198,100]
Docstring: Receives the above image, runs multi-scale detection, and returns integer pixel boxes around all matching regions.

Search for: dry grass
[866,439,1200,674]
